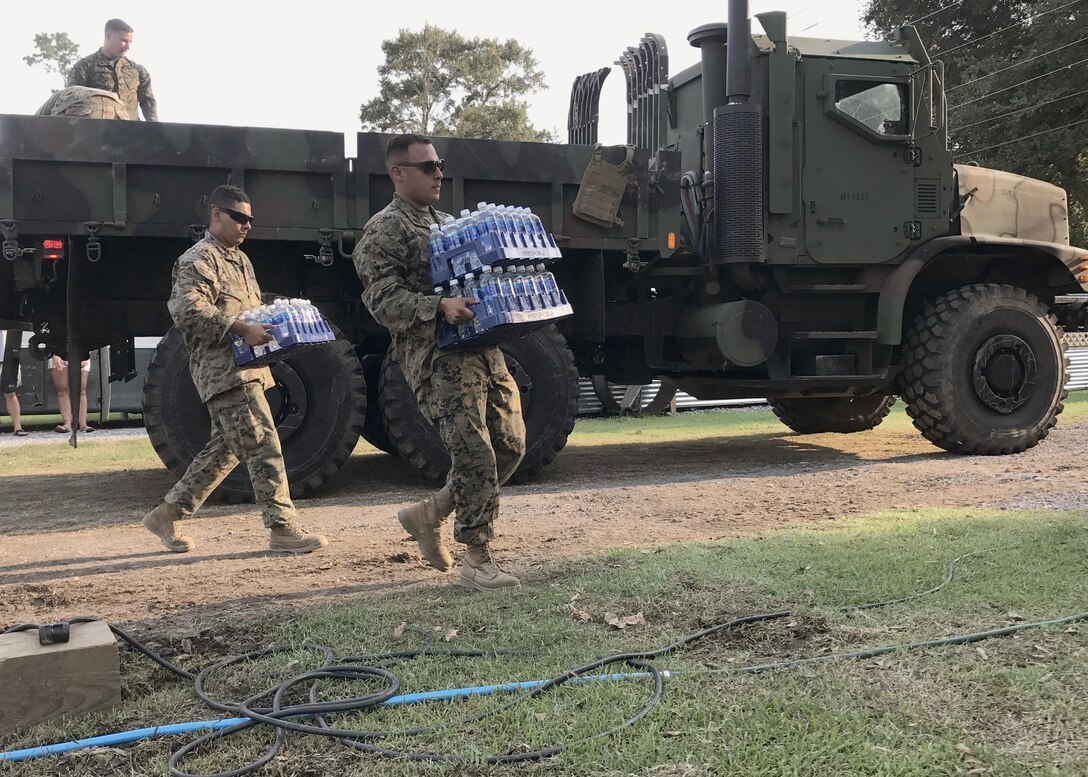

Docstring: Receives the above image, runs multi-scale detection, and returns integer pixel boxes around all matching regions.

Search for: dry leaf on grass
[392,622,407,638]
[444,628,459,642]
[570,608,592,623]
[604,612,646,629]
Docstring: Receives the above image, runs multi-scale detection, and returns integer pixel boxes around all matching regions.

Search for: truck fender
[876,236,973,346]
[878,236,1088,346]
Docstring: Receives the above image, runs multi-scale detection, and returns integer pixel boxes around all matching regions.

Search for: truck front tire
[900,283,1067,455]
[143,326,366,501]
[379,326,579,484]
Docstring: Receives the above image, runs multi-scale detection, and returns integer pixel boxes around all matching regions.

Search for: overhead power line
[949,55,1088,110]
[906,0,965,27]
[800,6,854,33]
[947,35,1088,92]
[953,116,1088,158]
[952,88,1088,131]
[935,0,1083,58]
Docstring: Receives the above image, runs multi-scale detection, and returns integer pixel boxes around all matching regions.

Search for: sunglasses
[214,205,254,225]
[396,159,445,175]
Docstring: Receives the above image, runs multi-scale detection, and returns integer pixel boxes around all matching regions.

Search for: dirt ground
[1,416,1085,632]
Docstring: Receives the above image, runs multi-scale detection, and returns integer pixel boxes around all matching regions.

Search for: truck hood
[955,164,1070,246]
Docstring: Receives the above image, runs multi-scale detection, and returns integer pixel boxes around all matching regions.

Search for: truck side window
[834,81,908,136]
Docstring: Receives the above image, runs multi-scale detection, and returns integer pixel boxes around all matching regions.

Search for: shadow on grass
[0,430,945,536]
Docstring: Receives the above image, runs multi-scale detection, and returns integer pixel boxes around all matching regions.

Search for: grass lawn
[3,392,1088,478]
[1,509,1085,776]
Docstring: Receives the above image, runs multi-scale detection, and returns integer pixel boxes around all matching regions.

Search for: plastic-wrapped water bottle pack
[431,203,572,349]
[230,298,336,367]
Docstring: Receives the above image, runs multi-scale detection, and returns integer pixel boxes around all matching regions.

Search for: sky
[3,0,874,152]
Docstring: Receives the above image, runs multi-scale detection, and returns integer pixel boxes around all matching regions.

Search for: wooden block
[0,621,121,734]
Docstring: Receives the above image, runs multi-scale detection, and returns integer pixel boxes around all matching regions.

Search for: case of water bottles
[431,202,573,350]
[230,298,336,367]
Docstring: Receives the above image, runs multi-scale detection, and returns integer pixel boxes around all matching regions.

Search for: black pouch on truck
[572,144,634,228]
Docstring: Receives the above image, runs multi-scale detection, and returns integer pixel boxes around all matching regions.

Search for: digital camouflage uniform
[67,49,158,121]
[35,86,131,120]
[164,231,296,528]
[354,195,525,547]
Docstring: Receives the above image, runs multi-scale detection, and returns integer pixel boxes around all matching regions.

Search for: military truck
[2,0,1086,501]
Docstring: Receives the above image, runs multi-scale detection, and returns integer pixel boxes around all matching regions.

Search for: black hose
[4,552,1078,775]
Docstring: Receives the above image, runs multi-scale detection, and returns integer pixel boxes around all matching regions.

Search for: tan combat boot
[142,502,195,553]
[459,545,520,592]
[269,525,328,554]
[398,490,454,571]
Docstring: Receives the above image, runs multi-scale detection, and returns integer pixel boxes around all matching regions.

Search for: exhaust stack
[712,0,764,264]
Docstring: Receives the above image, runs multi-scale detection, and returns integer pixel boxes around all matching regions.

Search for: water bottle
[527,266,550,309]
[453,277,479,339]
[524,265,546,309]
[533,264,559,307]
[512,208,534,249]
[473,202,496,253]
[509,266,532,311]
[526,209,553,255]
[428,223,446,259]
[492,205,513,250]
[442,216,461,248]
[458,210,478,242]
[494,267,519,313]
[478,266,499,316]
[464,273,483,329]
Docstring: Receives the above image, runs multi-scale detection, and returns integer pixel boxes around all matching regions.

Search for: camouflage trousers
[165,381,296,528]
[423,349,525,547]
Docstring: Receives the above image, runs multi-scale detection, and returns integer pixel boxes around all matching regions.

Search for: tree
[23,32,82,84]
[862,0,1088,246]
[359,25,555,142]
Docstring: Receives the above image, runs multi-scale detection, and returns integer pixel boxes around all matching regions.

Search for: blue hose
[0,671,659,762]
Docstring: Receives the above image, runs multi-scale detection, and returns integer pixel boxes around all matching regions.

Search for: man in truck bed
[66,18,158,122]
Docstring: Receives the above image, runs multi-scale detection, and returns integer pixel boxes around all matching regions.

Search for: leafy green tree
[863,0,1088,246]
[359,25,554,142]
[23,32,82,84]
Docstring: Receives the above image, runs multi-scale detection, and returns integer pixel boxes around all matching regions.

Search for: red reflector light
[44,253,63,261]
[42,239,64,250]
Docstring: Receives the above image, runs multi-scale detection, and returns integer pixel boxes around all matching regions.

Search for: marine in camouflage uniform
[353,134,525,591]
[35,86,131,120]
[142,185,326,555]
[66,18,158,122]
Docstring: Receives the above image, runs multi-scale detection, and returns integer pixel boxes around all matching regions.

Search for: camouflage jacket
[168,232,272,403]
[35,86,131,120]
[66,49,158,121]
[354,196,457,401]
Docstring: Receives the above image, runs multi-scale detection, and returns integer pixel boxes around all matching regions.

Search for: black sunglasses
[396,159,445,174]
[214,205,254,225]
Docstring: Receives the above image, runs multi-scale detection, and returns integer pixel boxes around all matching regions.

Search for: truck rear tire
[143,325,366,501]
[379,326,579,484]
[900,283,1067,454]
[769,395,895,434]
[360,352,396,455]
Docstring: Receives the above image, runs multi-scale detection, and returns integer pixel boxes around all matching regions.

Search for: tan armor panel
[956,164,1070,246]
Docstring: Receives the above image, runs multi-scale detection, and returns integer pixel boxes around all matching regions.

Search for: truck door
[803,60,914,263]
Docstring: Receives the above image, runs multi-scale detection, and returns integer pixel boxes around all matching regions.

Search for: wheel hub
[972,334,1036,413]
[265,361,308,442]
